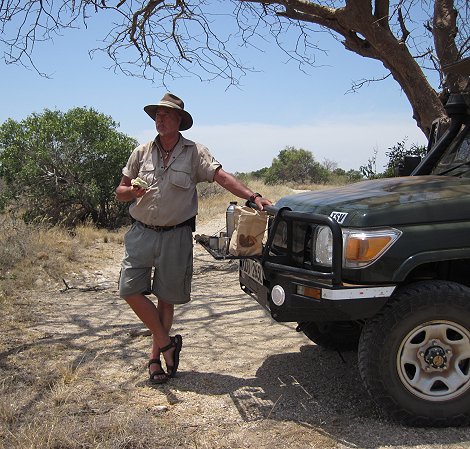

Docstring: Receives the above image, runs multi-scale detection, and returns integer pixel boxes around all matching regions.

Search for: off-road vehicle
[239,58,470,426]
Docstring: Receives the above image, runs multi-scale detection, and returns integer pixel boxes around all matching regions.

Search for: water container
[226,201,237,237]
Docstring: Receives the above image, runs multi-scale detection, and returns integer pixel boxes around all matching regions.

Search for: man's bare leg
[150,300,175,356]
[158,300,174,333]
[125,293,174,380]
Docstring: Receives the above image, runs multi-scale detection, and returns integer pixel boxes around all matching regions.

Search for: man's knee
[122,292,147,304]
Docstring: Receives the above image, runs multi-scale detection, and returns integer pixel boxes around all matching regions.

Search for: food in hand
[131,177,149,189]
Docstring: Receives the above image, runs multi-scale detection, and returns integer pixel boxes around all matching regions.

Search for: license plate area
[240,259,264,285]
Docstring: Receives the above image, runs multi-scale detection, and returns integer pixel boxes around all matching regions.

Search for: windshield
[432,124,470,177]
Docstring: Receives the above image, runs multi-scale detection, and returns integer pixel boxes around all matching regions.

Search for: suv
[239,58,470,427]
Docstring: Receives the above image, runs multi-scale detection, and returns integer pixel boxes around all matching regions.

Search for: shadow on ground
[170,345,470,449]
[2,278,470,449]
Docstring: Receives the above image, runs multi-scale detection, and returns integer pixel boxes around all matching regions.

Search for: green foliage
[332,168,363,183]
[383,139,427,177]
[0,108,137,228]
[360,140,427,179]
[250,167,269,179]
[264,146,330,185]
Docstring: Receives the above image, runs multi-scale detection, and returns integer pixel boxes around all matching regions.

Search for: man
[115,93,271,384]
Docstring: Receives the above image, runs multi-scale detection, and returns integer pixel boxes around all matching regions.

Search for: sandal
[160,334,183,378]
[148,358,168,384]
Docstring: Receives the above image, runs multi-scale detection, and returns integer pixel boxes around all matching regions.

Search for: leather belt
[139,217,195,232]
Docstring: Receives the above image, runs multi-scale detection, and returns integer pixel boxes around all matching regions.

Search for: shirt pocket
[169,161,192,189]
[137,161,155,186]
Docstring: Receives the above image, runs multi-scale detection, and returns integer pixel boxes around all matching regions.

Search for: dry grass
[1,180,302,304]
[2,182,468,448]
[0,181,344,449]
[0,182,290,448]
[0,216,125,303]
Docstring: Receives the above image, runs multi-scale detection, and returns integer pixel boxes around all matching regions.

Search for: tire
[299,320,363,351]
[358,280,470,427]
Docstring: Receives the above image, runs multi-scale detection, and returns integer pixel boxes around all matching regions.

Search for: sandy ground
[5,216,470,448]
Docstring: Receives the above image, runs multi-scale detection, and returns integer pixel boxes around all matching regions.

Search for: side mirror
[395,155,422,176]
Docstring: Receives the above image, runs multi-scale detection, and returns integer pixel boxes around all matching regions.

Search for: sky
[0,5,430,174]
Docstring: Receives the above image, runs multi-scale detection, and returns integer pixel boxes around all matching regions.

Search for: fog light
[271,285,285,306]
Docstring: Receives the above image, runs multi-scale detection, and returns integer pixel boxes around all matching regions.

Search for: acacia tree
[1,1,469,136]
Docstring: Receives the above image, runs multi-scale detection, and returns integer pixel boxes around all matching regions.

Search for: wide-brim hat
[144,93,193,131]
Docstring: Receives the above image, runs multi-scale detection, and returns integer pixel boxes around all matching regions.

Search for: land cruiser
[239,58,470,426]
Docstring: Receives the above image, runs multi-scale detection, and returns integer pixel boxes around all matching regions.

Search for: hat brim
[144,104,193,131]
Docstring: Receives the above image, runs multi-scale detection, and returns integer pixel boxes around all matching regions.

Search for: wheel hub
[423,346,447,369]
[417,338,452,372]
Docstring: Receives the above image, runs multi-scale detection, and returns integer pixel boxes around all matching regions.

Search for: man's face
[155,107,181,136]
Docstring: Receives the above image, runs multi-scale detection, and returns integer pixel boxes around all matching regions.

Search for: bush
[0,108,137,228]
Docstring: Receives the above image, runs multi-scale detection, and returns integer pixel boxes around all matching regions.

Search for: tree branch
[397,6,410,43]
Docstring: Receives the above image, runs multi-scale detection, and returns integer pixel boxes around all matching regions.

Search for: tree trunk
[433,0,470,95]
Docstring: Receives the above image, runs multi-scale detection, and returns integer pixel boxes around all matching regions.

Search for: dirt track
[7,216,470,448]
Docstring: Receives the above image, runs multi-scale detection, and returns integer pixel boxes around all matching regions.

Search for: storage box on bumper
[239,205,397,322]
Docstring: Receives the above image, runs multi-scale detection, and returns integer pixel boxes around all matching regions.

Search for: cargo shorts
[118,221,193,304]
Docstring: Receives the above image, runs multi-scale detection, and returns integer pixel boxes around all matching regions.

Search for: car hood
[275,176,470,227]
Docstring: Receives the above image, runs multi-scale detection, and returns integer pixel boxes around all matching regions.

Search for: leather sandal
[160,334,183,378]
[148,358,168,384]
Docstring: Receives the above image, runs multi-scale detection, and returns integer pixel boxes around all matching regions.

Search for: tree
[264,146,329,184]
[383,139,427,177]
[1,1,469,136]
[0,108,137,228]
[333,167,364,183]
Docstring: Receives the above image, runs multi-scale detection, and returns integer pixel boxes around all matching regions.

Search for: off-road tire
[358,280,470,427]
[300,320,362,351]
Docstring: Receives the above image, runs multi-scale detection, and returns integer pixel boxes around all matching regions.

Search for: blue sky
[0,7,429,174]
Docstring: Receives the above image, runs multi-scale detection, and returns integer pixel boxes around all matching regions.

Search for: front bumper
[240,267,394,322]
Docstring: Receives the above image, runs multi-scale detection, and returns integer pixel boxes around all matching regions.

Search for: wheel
[358,280,470,426]
[299,320,363,351]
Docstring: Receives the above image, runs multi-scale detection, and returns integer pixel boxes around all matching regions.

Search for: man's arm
[213,168,272,210]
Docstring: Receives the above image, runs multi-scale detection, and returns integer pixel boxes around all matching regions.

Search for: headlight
[313,226,402,269]
[314,226,334,266]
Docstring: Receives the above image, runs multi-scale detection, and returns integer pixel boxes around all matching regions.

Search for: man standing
[115,93,271,384]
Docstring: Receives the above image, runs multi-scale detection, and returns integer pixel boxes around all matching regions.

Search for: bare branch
[0,0,468,131]
[397,6,410,43]
[347,71,392,93]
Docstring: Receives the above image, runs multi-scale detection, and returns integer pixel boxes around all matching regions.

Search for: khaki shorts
[119,221,193,304]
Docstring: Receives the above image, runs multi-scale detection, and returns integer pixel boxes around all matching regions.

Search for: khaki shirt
[122,135,221,226]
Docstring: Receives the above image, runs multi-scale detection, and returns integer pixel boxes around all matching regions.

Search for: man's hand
[116,175,148,202]
[254,196,272,211]
[131,185,147,198]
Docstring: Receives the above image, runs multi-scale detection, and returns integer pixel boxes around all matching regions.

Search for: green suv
[239,58,470,426]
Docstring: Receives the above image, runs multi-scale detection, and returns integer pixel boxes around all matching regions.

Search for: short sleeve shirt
[122,135,221,226]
